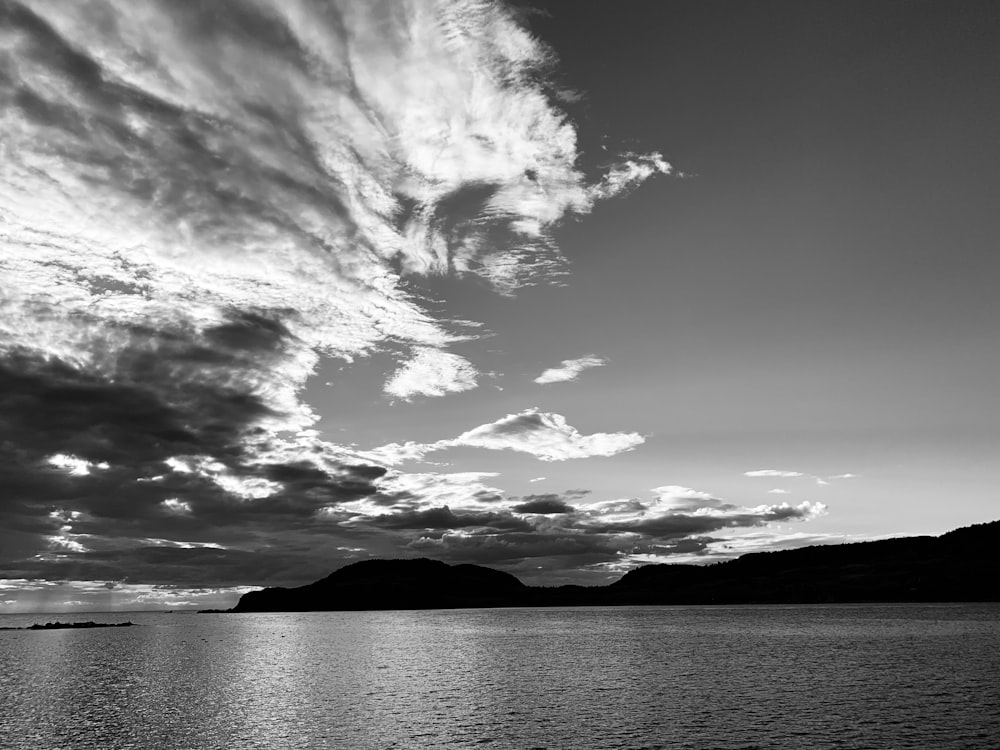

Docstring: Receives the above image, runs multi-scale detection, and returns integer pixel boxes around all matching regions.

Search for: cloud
[370,408,645,464]
[533,355,606,384]
[0,0,671,597]
[384,347,478,400]
[744,470,806,478]
[649,485,720,511]
[48,454,110,476]
[363,441,439,466]
[575,486,826,541]
[593,487,820,551]
[451,409,644,461]
[512,494,578,514]
[622,530,866,568]
[0,578,256,614]
[341,483,827,584]
[587,153,673,201]
[745,469,858,486]
[1,0,668,414]
[767,488,790,495]
[367,471,505,511]
[363,506,532,533]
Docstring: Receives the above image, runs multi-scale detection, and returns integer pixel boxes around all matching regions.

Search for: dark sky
[1,0,997,612]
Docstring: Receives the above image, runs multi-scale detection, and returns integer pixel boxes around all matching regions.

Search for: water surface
[2,604,998,749]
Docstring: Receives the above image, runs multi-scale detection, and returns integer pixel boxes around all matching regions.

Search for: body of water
[1,603,998,749]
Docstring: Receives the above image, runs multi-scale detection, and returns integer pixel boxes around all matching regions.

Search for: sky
[1,0,998,613]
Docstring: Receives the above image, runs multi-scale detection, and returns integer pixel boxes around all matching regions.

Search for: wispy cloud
[369,408,645,464]
[533,355,606,384]
[586,153,672,201]
[745,469,859,485]
[621,529,865,568]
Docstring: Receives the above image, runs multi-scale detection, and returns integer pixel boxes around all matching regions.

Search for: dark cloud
[204,311,295,355]
[2,543,365,589]
[363,507,533,533]
[0,331,388,587]
[641,537,717,557]
[585,505,820,539]
[0,345,267,467]
[406,530,631,567]
[354,497,826,582]
[513,494,576,514]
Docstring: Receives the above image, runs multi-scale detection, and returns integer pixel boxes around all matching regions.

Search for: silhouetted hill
[232,520,1000,612]
[235,558,527,612]
[608,523,1000,604]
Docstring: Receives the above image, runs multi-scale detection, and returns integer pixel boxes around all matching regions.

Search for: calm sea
[1,604,998,749]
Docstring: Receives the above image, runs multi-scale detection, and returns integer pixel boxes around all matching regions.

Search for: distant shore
[0,620,136,631]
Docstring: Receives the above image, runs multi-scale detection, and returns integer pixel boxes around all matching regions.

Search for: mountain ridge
[231,519,1000,612]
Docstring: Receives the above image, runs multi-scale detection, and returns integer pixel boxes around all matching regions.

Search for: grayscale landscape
[2,0,998,747]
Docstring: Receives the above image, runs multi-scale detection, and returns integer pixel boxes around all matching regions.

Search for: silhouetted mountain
[232,520,1000,612]
[235,558,527,612]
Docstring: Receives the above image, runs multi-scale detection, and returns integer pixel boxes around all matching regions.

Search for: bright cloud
[364,471,504,514]
[534,355,606,384]
[587,153,672,201]
[744,469,806,478]
[48,454,110,476]
[452,409,644,461]
[745,469,859,485]
[369,408,645,464]
[384,347,479,400]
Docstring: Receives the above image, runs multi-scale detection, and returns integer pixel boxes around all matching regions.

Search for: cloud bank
[0,0,678,603]
[390,486,826,584]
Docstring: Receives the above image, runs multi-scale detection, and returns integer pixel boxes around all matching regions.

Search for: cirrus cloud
[744,469,806,478]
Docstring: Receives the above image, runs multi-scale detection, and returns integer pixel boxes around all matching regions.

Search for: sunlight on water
[1,604,998,749]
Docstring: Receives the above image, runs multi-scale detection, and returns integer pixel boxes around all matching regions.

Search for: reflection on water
[1,604,998,749]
